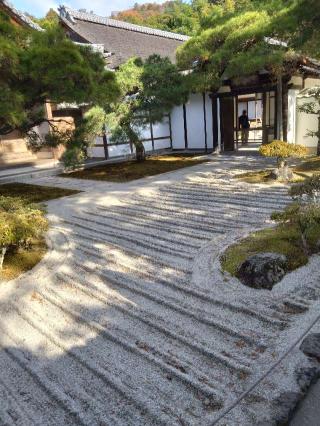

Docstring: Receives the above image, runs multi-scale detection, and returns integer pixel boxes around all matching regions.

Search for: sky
[10,0,165,18]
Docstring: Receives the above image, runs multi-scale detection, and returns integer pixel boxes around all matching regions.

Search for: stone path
[2,154,320,425]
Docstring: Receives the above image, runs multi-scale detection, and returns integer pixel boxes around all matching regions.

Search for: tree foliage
[271,202,320,255]
[176,0,320,92]
[298,87,320,156]
[27,8,59,30]
[112,0,216,36]
[0,11,119,138]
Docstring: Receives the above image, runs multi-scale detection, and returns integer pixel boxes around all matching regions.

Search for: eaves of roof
[0,0,43,31]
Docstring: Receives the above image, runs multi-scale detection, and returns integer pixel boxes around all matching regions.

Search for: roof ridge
[1,0,43,31]
[59,5,190,42]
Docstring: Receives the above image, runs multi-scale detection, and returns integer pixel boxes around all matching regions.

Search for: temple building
[59,6,320,159]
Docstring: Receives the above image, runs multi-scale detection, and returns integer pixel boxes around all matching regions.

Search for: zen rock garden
[0,0,320,425]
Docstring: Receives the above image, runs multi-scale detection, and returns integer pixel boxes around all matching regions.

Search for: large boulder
[237,252,288,290]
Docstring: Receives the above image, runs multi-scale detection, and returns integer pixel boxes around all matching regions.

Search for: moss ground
[236,156,320,184]
[220,223,320,277]
[0,182,80,203]
[1,239,47,282]
[61,154,208,182]
[0,183,79,282]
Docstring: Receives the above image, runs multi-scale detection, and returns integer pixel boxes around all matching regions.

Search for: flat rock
[237,252,288,290]
[300,334,320,361]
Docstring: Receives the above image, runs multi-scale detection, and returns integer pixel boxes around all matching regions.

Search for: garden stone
[300,334,320,361]
[271,165,294,181]
[237,252,288,290]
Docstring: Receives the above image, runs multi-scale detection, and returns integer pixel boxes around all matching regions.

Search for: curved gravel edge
[194,232,320,425]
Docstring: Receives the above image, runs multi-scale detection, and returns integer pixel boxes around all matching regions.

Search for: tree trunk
[126,123,146,162]
[135,141,146,162]
[0,247,7,270]
[276,75,284,140]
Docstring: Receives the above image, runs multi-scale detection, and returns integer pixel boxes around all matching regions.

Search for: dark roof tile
[59,6,188,68]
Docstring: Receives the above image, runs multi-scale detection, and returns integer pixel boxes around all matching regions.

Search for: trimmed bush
[259,140,307,160]
[0,196,48,270]
[290,174,320,202]
[259,140,307,181]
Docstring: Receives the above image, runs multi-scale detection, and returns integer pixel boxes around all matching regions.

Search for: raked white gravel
[1,153,320,425]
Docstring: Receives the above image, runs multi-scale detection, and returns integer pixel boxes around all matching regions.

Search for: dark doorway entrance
[220,96,234,151]
[219,90,276,151]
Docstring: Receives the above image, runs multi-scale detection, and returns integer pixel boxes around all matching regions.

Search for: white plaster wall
[185,93,206,149]
[88,146,105,158]
[154,139,171,150]
[134,124,151,140]
[142,141,153,152]
[171,105,185,149]
[296,95,318,149]
[287,89,298,144]
[108,144,132,157]
[152,117,170,138]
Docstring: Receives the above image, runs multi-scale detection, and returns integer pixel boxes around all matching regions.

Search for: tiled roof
[59,5,189,68]
[0,0,43,31]
[59,6,190,42]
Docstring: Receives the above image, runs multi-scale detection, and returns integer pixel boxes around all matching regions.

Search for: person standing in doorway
[239,110,250,145]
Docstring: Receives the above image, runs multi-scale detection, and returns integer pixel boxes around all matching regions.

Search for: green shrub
[289,174,320,202]
[259,140,307,161]
[0,196,48,270]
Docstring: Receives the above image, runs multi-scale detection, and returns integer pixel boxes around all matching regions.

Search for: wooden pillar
[168,113,173,149]
[235,94,239,150]
[262,92,268,144]
[276,75,283,140]
[202,93,208,152]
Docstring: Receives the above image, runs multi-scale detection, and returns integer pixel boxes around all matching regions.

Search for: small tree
[259,140,307,180]
[107,55,189,161]
[28,106,107,169]
[298,87,320,156]
[271,202,320,255]
[0,12,120,166]
[272,174,320,255]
